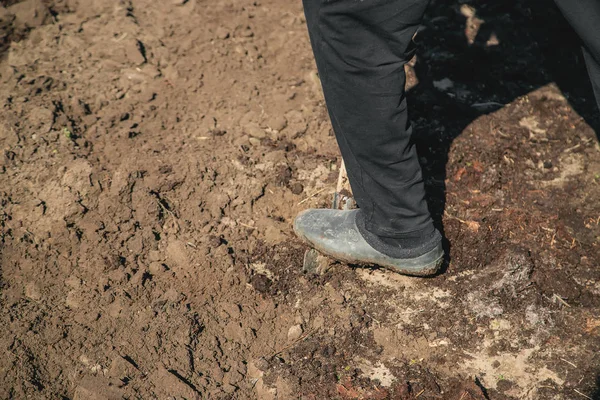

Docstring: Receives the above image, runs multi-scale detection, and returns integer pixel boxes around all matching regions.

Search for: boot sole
[295,228,444,277]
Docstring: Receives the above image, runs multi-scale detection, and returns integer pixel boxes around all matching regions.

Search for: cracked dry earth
[0,0,600,399]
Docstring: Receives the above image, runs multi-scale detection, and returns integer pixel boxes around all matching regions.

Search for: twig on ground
[415,389,425,398]
[457,390,478,400]
[239,222,256,230]
[298,188,327,205]
[269,330,316,358]
[364,312,381,326]
[564,143,581,153]
[444,211,480,232]
[336,160,347,194]
[553,294,571,308]
[574,389,593,399]
[560,358,578,368]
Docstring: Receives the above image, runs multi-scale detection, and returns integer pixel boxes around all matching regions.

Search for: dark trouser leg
[554,0,600,113]
[302,0,434,243]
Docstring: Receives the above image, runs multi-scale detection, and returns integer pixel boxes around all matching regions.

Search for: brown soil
[1,0,599,399]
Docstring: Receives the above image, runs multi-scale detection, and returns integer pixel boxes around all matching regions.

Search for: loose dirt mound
[1,0,599,399]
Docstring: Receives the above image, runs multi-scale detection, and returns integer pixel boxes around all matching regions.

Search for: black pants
[303,0,600,240]
[554,0,600,113]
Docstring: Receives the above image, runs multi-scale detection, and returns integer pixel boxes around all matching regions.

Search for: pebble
[244,122,267,139]
[66,291,81,309]
[28,106,54,132]
[237,26,254,38]
[24,282,41,300]
[124,39,146,65]
[254,357,270,371]
[284,110,307,136]
[289,182,304,195]
[215,26,230,40]
[267,115,287,132]
[149,261,167,274]
[287,324,303,341]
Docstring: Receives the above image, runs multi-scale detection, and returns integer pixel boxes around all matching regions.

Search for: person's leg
[302,0,434,250]
[554,0,600,112]
[582,48,600,114]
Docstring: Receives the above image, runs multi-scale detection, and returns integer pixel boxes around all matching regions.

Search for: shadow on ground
[408,0,600,395]
[413,0,598,230]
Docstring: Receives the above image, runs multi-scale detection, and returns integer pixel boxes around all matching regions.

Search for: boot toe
[293,209,443,276]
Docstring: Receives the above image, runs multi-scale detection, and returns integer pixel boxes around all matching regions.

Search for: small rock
[162,288,180,303]
[66,291,81,309]
[302,249,331,275]
[248,137,261,146]
[284,110,307,136]
[108,268,127,283]
[24,282,41,301]
[107,299,125,318]
[65,275,82,289]
[287,324,303,341]
[239,110,259,126]
[266,115,287,132]
[307,70,321,93]
[124,39,146,65]
[215,26,230,39]
[149,261,167,274]
[244,122,267,139]
[108,356,136,380]
[525,159,536,169]
[28,106,54,132]
[254,357,270,371]
[289,182,304,195]
[237,26,254,38]
[222,383,237,394]
[148,250,162,261]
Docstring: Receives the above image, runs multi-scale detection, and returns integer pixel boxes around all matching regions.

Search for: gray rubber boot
[293,209,444,276]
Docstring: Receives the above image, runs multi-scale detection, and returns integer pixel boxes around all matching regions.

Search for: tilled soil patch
[1,0,599,399]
